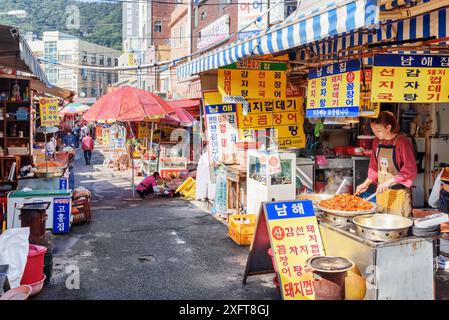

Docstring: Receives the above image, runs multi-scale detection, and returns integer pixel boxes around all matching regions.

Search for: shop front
[176,0,449,300]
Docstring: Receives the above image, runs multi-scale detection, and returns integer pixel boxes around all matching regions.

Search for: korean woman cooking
[356,111,418,217]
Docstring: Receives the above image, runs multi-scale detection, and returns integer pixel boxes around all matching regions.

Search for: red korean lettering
[310,244,321,256]
[378,81,394,89]
[306,225,315,233]
[309,234,318,242]
[301,280,314,296]
[285,227,295,237]
[289,246,299,255]
[283,283,294,298]
[279,256,289,266]
[379,68,395,77]
[257,115,268,126]
[296,226,304,236]
[376,93,393,101]
[281,267,292,277]
[293,265,303,277]
[287,113,297,122]
[272,114,282,125]
[276,245,286,255]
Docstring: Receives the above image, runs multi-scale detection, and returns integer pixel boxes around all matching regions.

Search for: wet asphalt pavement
[34,146,278,300]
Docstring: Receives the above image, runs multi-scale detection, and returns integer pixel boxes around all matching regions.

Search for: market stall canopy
[82,86,177,123]
[170,107,195,127]
[59,103,90,115]
[30,78,74,101]
[167,98,200,119]
[0,24,50,86]
[0,73,74,100]
[167,99,200,109]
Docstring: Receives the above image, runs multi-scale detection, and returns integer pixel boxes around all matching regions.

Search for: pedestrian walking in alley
[72,123,81,149]
[82,133,94,165]
[63,131,76,148]
[136,172,162,199]
[45,136,56,160]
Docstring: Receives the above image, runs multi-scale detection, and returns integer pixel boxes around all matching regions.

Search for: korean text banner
[137,122,151,139]
[203,91,238,165]
[218,60,287,100]
[360,69,380,118]
[265,200,325,300]
[39,97,59,126]
[307,60,361,118]
[372,54,449,103]
[236,97,306,148]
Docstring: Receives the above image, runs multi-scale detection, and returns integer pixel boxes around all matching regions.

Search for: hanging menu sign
[203,91,238,165]
[218,60,287,100]
[360,69,380,118]
[39,98,59,126]
[307,60,361,117]
[371,54,449,103]
[236,97,306,148]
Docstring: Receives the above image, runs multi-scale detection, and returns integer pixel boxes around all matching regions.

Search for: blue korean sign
[204,103,236,115]
[53,197,71,234]
[59,177,68,190]
[307,59,361,118]
[265,200,315,221]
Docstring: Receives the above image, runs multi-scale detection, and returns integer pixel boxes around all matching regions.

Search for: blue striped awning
[380,0,416,11]
[297,5,449,63]
[176,0,379,79]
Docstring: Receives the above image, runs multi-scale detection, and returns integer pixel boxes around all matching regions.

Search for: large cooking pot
[353,214,413,242]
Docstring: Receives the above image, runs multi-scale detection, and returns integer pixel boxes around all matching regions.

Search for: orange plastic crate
[228,214,256,246]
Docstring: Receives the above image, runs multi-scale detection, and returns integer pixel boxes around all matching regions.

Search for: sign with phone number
[307,59,361,117]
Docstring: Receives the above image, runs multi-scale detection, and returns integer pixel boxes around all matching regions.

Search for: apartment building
[29,31,120,101]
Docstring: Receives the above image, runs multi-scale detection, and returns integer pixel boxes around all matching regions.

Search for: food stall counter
[7,189,72,233]
[318,219,435,300]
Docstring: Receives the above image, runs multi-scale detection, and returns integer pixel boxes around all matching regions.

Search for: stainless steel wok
[352,214,413,242]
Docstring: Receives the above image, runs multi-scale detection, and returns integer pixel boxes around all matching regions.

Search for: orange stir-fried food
[319,194,373,212]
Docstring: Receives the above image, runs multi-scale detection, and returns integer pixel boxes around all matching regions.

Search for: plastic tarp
[195,150,216,200]
[0,228,30,288]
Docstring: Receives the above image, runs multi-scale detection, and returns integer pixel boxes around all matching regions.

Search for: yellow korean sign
[39,98,59,126]
[360,69,380,118]
[137,122,151,139]
[102,128,110,146]
[372,54,449,103]
[236,97,305,148]
[218,60,287,100]
[265,201,325,300]
[307,60,361,117]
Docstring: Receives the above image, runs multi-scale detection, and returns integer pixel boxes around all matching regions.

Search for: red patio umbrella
[169,107,195,127]
[82,86,176,123]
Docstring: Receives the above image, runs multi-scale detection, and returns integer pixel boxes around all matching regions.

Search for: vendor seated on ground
[136,172,162,199]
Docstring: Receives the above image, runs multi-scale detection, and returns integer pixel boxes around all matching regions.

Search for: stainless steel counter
[318,219,435,300]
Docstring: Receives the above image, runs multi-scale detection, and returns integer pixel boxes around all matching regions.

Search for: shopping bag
[429,169,444,208]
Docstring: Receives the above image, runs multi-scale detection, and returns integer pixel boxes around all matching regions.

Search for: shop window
[219,0,231,10]
[99,55,104,65]
[154,21,162,33]
[91,53,96,64]
[194,8,199,28]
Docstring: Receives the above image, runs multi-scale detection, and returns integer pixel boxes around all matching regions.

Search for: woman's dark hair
[370,111,400,134]
[153,172,160,177]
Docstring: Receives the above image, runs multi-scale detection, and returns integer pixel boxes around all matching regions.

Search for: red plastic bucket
[20,244,47,285]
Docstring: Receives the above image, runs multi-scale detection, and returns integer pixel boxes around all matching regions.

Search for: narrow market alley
[34,144,279,300]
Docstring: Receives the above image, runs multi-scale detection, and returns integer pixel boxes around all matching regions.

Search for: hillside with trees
[0,0,122,50]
